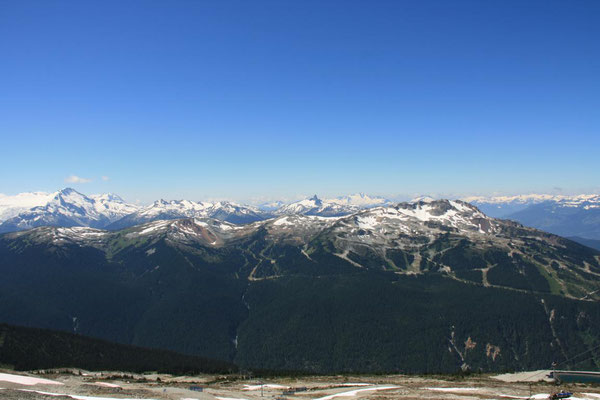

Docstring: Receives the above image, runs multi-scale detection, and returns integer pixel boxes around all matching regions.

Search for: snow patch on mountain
[340,200,497,241]
[0,372,63,386]
[136,220,173,236]
[89,193,139,219]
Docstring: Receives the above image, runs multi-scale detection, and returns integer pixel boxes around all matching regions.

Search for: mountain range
[466,194,600,240]
[0,188,390,233]
[0,188,137,233]
[1,198,600,373]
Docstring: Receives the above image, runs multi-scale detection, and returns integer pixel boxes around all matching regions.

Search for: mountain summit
[276,195,357,216]
[0,188,138,233]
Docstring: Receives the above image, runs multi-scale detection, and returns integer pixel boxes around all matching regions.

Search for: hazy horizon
[2,185,600,207]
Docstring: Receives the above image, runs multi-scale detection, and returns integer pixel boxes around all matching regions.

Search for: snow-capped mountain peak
[309,194,322,206]
[49,187,97,212]
[0,188,139,233]
[276,195,357,217]
[90,193,139,220]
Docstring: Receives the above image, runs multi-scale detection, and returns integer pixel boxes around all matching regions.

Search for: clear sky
[1,0,599,204]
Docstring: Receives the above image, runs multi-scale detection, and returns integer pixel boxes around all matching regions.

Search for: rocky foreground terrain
[1,369,600,400]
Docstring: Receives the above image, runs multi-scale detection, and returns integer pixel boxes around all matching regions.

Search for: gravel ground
[1,369,599,400]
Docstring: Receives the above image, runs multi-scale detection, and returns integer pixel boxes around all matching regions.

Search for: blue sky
[1,0,599,203]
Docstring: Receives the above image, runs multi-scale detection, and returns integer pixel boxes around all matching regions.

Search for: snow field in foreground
[17,388,157,400]
[425,387,600,400]
[243,383,289,390]
[0,372,63,386]
[313,385,399,400]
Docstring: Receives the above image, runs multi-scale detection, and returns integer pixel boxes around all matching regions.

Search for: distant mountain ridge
[326,192,391,207]
[464,194,600,216]
[3,189,600,242]
[274,195,356,217]
[0,189,393,233]
[569,236,600,251]
[106,198,268,229]
[464,194,600,240]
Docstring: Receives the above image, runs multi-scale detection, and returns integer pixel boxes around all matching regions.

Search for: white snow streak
[312,385,398,400]
[17,389,157,400]
[0,373,63,386]
[243,384,289,390]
